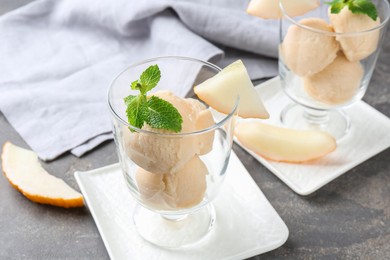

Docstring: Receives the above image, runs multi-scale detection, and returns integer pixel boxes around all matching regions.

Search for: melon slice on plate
[194,60,269,119]
[247,0,319,19]
[1,142,84,208]
[235,121,336,163]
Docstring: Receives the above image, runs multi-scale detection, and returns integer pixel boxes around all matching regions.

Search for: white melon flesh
[247,0,319,19]
[1,142,84,208]
[235,121,336,162]
[194,60,269,119]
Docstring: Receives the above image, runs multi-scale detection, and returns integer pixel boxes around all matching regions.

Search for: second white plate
[235,77,390,195]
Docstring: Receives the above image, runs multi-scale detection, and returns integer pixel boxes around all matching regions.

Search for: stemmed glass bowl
[279,0,389,139]
[108,57,238,248]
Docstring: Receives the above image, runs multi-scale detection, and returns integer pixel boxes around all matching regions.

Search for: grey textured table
[1,1,389,259]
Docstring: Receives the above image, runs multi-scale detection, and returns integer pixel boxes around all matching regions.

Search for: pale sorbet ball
[135,156,208,210]
[329,6,381,62]
[303,54,364,105]
[186,98,215,155]
[124,91,214,174]
[282,18,339,77]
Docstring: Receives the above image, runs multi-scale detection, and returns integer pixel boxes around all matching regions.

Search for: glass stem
[161,213,189,222]
[303,108,330,127]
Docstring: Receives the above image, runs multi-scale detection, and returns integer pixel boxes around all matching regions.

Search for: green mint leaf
[145,96,183,132]
[140,65,161,92]
[326,0,378,20]
[130,80,142,91]
[124,95,148,130]
[326,0,348,14]
[124,64,183,132]
[348,0,378,21]
[124,95,136,105]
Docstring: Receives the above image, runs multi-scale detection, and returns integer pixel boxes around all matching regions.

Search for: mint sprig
[145,96,183,132]
[124,95,148,129]
[326,0,378,21]
[124,65,183,132]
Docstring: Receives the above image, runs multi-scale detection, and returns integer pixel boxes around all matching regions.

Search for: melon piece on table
[194,60,269,119]
[1,142,84,208]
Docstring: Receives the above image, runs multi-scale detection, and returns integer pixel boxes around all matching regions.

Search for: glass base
[280,103,351,140]
[133,203,216,248]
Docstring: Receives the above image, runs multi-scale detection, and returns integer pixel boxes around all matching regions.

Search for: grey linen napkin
[0,0,278,161]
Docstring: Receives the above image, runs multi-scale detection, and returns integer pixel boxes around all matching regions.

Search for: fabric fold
[0,0,278,161]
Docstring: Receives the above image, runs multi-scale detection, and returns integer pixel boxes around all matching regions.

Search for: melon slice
[247,0,319,19]
[194,60,269,119]
[1,142,84,208]
[235,121,336,163]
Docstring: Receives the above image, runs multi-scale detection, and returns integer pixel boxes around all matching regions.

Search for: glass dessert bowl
[279,0,390,139]
[108,57,238,248]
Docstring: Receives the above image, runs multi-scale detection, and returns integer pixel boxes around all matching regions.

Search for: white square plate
[74,151,289,260]
[235,77,390,196]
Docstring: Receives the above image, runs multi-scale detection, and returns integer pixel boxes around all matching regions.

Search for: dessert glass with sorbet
[108,57,238,248]
[279,0,390,139]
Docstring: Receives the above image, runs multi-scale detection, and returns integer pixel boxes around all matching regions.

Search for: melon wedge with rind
[1,142,84,208]
[235,121,336,163]
[194,60,269,119]
[247,0,319,19]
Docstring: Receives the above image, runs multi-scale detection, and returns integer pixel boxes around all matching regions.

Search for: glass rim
[279,0,390,37]
[107,56,239,137]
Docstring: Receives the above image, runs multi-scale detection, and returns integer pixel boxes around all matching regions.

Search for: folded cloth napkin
[0,0,278,161]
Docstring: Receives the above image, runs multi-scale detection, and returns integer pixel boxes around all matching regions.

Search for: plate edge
[74,170,117,260]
